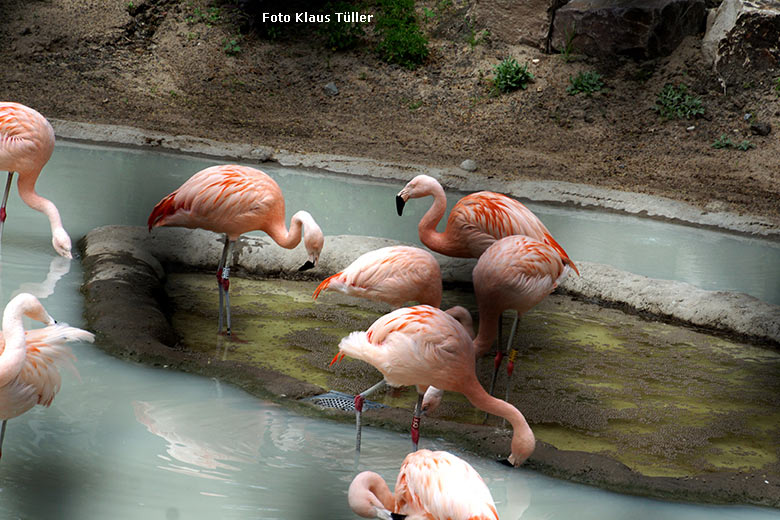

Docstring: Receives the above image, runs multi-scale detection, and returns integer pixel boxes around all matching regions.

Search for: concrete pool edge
[52,119,780,240]
[79,225,780,508]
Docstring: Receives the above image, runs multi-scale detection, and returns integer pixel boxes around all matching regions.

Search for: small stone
[250,148,271,162]
[460,159,477,172]
[686,125,695,131]
[749,122,771,136]
[323,82,339,96]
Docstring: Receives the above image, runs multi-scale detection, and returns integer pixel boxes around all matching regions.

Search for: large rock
[550,0,707,59]
[702,0,780,85]
[471,0,568,49]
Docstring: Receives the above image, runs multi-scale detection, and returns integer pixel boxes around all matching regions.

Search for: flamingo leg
[216,237,234,335]
[411,392,424,451]
[0,171,14,244]
[0,419,7,459]
[354,380,387,452]
[501,312,520,428]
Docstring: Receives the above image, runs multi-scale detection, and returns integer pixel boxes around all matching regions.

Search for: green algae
[166,273,780,481]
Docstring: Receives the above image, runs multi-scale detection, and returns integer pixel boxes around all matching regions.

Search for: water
[39,141,780,305]
[0,142,777,519]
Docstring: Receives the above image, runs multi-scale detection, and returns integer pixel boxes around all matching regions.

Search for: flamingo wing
[394,450,499,520]
[148,165,283,236]
[0,102,54,174]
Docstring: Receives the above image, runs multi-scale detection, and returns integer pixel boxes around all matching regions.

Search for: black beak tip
[395,195,405,216]
[497,458,514,467]
[298,260,316,272]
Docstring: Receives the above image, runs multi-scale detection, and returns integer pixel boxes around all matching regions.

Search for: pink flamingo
[332,305,535,466]
[148,164,324,335]
[423,235,574,415]
[314,245,473,451]
[348,449,498,520]
[0,102,72,258]
[313,245,442,308]
[397,175,577,398]
[0,293,95,458]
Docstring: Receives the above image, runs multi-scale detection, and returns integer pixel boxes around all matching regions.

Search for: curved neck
[348,472,395,518]
[417,183,451,254]
[265,212,305,250]
[16,175,65,237]
[462,374,534,463]
[0,305,28,388]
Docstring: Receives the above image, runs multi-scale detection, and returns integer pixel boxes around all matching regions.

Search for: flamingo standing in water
[148,164,324,336]
[423,235,573,415]
[0,102,72,258]
[0,293,95,458]
[314,245,474,451]
[332,305,535,466]
[348,449,498,520]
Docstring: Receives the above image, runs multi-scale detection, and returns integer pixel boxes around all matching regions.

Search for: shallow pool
[0,142,777,519]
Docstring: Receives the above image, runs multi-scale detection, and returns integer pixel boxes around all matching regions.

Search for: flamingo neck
[462,375,535,464]
[417,182,452,255]
[265,212,305,250]
[16,174,66,238]
[0,302,29,388]
[348,471,395,518]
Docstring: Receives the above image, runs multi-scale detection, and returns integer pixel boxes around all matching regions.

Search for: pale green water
[0,142,776,518]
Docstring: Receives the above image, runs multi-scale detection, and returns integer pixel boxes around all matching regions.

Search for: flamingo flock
[1,101,578,519]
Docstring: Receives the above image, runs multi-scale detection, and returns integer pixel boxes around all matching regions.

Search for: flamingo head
[52,227,73,259]
[298,216,324,272]
[421,386,444,416]
[395,174,439,216]
[15,293,56,326]
[507,422,536,467]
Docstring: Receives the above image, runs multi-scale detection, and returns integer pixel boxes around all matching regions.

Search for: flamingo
[332,305,535,466]
[0,102,72,258]
[422,235,573,415]
[313,245,442,308]
[0,293,95,458]
[396,174,578,397]
[314,245,471,451]
[148,164,324,335]
[348,449,498,520]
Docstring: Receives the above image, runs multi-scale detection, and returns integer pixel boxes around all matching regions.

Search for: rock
[472,0,568,50]
[702,0,780,87]
[550,0,707,59]
[250,147,272,161]
[323,82,339,96]
[460,159,478,172]
[750,122,772,136]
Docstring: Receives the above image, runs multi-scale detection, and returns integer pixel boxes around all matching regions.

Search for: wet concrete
[80,225,780,508]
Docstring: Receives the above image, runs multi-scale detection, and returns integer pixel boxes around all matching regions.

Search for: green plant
[407,99,423,110]
[560,25,576,62]
[465,26,489,48]
[492,58,533,93]
[126,1,135,12]
[567,71,604,96]
[654,83,705,120]
[375,0,428,69]
[187,5,221,26]
[320,2,365,50]
[712,134,755,151]
[223,36,242,55]
[774,77,780,96]
[422,7,435,22]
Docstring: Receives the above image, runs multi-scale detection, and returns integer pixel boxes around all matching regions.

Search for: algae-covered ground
[165,273,780,480]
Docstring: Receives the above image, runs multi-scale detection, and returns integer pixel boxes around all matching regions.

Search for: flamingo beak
[396,195,406,216]
[298,260,316,271]
[497,458,514,467]
[391,514,408,520]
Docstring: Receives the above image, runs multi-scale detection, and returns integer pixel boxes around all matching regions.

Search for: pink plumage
[334,305,535,466]
[348,449,499,520]
[472,235,569,356]
[312,245,442,308]
[0,102,72,258]
[396,174,577,272]
[0,293,94,457]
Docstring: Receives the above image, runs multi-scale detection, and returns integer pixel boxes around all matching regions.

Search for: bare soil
[1,0,779,225]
